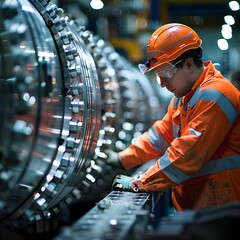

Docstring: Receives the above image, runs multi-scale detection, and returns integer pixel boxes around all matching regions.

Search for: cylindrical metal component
[0,0,163,230]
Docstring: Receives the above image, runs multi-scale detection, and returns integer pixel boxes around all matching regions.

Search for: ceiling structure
[60,0,237,27]
[59,0,240,69]
[59,0,240,35]
[158,0,238,28]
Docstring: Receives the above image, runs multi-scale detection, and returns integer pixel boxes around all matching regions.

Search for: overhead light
[222,24,232,32]
[229,1,240,11]
[221,29,232,39]
[217,39,229,50]
[224,15,235,25]
[90,0,104,10]
[221,24,232,39]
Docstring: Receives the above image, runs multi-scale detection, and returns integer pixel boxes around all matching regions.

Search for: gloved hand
[112,175,135,192]
[105,149,123,169]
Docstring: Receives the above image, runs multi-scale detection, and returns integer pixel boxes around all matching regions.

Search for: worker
[105,23,240,211]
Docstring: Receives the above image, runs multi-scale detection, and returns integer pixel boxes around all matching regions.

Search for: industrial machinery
[0,1,240,239]
[0,0,162,235]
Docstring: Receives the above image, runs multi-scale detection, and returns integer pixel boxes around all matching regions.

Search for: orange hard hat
[139,23,202,74]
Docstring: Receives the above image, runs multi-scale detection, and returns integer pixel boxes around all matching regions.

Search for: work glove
[105,149,124,169]
[112,174,140,192]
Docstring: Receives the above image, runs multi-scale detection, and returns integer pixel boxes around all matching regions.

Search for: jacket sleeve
[119,99,175,170]
[134,83,240,192]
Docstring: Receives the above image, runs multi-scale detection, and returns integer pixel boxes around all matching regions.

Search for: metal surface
[0,0,102,227]
[54,191,150,240]
[0,0,163,230]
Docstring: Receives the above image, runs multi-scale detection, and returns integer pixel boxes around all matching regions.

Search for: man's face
[154,58,197,98]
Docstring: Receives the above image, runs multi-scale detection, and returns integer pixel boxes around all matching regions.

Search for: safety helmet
[139,23,202,74]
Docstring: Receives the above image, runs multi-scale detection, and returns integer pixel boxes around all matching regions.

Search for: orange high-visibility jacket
[119,61,240,211]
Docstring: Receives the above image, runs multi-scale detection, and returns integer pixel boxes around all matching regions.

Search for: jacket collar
[182,60,215,105]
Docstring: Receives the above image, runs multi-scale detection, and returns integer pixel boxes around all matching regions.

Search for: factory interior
[0,0,240,239]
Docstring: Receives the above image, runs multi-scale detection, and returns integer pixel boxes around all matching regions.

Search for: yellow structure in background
[110,38,144,63]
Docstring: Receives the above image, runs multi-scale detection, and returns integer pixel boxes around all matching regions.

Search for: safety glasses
[155,59,183,80]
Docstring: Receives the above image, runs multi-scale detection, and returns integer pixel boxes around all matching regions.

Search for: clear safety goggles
[155,59,183,80]
[138,61,151,74]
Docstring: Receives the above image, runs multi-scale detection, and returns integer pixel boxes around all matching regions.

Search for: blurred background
[59,0,240,75]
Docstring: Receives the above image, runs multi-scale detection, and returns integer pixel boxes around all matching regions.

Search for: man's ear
[185,58,194,69]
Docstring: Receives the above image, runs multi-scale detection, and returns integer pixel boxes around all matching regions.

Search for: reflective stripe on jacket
[119,61,240,210]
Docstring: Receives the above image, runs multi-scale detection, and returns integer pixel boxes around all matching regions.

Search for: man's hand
[112,175,134,191]
[105,149,123,169]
